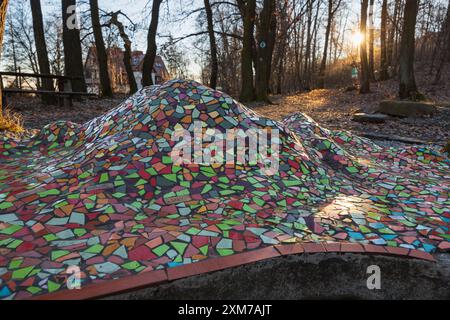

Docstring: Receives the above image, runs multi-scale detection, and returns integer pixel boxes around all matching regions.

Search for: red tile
[302,243,325,253]
[223,246,280,266]
[409,250,436,262]
[385,246,410,256]
[340,243,364,253]
[438,242,450,251]
[363,244,388,254]
[274,244,304,256]
[168,246,280,281]
[323,242,341,252]
[32,269,168,300]
[167,260,212,281]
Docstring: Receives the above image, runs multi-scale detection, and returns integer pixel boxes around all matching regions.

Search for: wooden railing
[0,71,97,107]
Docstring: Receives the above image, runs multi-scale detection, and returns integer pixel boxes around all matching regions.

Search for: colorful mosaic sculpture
[0,80,449,299]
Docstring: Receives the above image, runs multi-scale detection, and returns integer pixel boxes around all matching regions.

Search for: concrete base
[106,253,450,300]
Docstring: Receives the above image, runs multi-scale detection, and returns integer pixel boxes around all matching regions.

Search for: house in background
[84,46,170,94]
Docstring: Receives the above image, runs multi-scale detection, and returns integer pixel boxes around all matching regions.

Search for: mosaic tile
[0,79,449,299]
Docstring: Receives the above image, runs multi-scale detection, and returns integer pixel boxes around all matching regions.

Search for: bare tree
[142,0,163,87]
[161,36,189,79]
[387,0,403,71]
[359,0,370,93]
[89,0,112,97]
[215,3,241,94]
[398,0,420,99]
[273,0,289,94]
[6,13,18,78]
[62,0,87,93]
[368,0,375,80]
[433,0,450,84]
[318,0,342,88]
[45,12,64,76]
[379,0,388,80]
[107,11,138,94]
[204,0,218,89]
[255,0,276,101]
[0,0,8,111]
[303,0,314,90]
[30,0,56,104]
[4,1,39,76]
[237,0,256,102]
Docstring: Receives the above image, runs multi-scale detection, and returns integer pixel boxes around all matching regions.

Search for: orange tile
[274,244,304,255]
[385,246,409,256]
[340,243,364,253]
[408,250,436,262]
[302,243,325,253]
[323,242,341,252]
[363,244,387,254]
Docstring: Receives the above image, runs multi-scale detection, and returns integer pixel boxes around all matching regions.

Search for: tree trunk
[387,0,402,72]
[359,0,371,93]
[265,4,277,94]
[108,13,138,94]
[393,1,405,69]
[53,25,64,76]
[276,50,285,94]
[8,18,18,86]
[318,0,337,89]
[433,0,450,84]
[368,0,375,80]
[142,0,163,87]
[275,0,289,94]
[30,0,56,104]
[238,0,256,102]
[379,0,389,80]
[310,0,321,87]
[387,0,398,69]
[303,0,313,90]
[204,0,218,89]
[398,0,420,99]
[62,0,87,93]
[0,0,8,112]
[255,0,276,101]
[89,0,112,97]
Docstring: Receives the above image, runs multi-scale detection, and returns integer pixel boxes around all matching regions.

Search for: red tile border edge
[31,269,168,300]
[167,246,280,281]
[408,249,436,262]
[28,242,436,300]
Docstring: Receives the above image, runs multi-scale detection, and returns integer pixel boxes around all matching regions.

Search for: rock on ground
[378,100,437,117]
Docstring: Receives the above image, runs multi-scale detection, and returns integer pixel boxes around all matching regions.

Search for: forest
[0,0,450,302]
[0,1,448,97]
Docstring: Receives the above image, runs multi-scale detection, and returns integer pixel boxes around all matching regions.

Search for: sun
[351,31,364,46]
